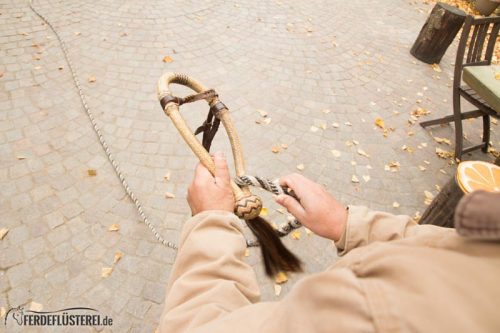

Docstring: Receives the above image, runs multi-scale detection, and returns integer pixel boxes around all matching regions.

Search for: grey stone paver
[1,0,499,331]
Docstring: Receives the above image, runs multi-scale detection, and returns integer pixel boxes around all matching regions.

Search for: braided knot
[234,194,262,220]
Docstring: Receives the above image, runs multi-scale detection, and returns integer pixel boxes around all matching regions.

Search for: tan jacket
[159,206,500,333]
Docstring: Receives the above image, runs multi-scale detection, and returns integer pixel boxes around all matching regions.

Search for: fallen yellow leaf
[291,230,301,240]
[357,148,370,158]
[431,63,442,72]
[296,164,305,171]
[351,175,360,183]
[88,75,96,83]
[162,56,173,63]
[271,146,281,153]
[434,137,451,145]
[275,271,288,284]
[164,171,171,181]
[87,169,97,176]
[29,302,43,312]
[0,228,9,240]
[102,267,113,278]
[435,147,454,159]
[257,109,268,117]
[424,190,434,205]
[113,251,123,264]
[375,118,385,129]
[331,150,341,158]
[108,224,120,232]
[259,207,269,217]
[274,284,282,296]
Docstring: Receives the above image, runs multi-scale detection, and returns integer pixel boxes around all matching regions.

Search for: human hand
[274,173,347,242]
[187,152,235,216]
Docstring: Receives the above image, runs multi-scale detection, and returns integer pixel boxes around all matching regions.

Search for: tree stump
[410,2,466,64]
[420,157,500,227]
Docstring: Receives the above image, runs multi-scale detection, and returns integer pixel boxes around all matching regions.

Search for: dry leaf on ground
[102,267,113,278]
[424,190,434,205]
[113,251,123,264]
[434,137,451,145]
[291,230,301,240]
[357,149,370,158]
[87,169,97,176]
[274,284,282,296]
[164,171,171,181]
[0,228,9,240]
[257,109,268,117]
[259,207,269,217]
[29,302,43,312]
[385,161,401,172]
[435,148,454,159]
[393,202,400,208]
[431,63,442,72]
[331,150,341,158]
[88,76,96,83]
[375,118,385,129]
[351,175,360,183]
[271,146,281,153]
[162,56,173,63]
[108,224,120,232]
[296,164,305,171]
[275,271,288,284]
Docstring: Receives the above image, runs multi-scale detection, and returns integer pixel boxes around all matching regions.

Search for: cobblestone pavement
[1,0,498,331]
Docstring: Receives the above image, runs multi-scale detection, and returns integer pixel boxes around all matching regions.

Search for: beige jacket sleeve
[159,210,374,333]
[336,205,450,256]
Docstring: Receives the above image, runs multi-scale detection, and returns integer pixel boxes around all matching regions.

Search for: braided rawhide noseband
[157,73,303,275]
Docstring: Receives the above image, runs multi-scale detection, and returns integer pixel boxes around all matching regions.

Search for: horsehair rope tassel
[30,0,302,252]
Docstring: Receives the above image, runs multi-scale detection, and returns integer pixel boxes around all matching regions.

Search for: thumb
[213,152,230,185]
[275,194,306,221]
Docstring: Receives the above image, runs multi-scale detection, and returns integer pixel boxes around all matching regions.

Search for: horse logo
[4,306,24,326]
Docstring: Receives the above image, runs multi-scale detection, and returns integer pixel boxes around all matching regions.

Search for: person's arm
[159,210,260,332]
[275,174,452,256]
[159,209,374,333]
[335,205,449,256]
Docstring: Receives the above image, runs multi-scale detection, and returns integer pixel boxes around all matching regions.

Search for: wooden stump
[410,2,466,64]
[420,157,500,227]
[420,177,463,228]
